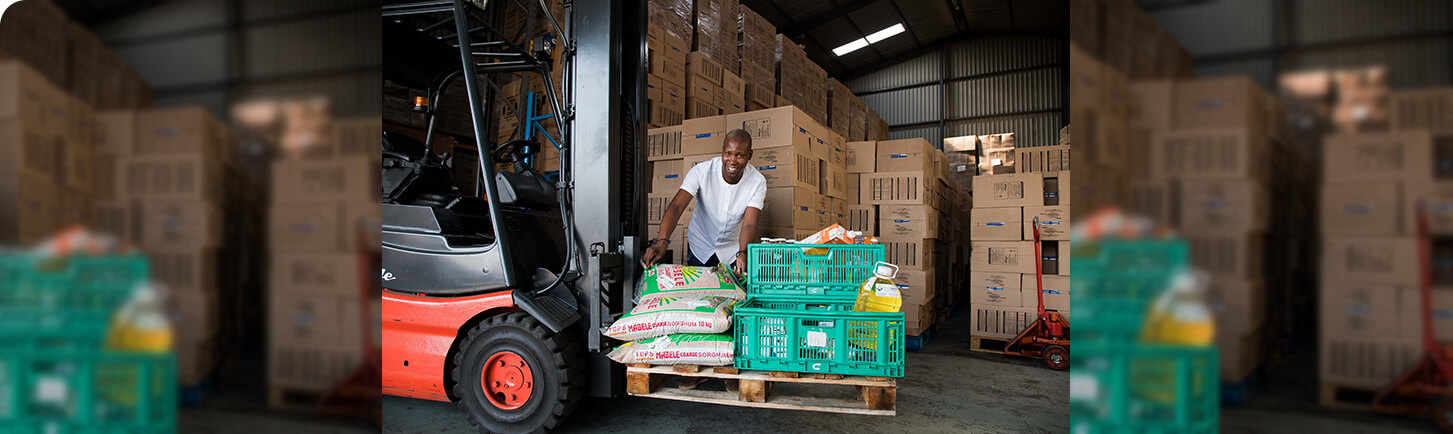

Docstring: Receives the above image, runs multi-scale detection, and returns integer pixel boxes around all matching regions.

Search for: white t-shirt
[679,156,767,264]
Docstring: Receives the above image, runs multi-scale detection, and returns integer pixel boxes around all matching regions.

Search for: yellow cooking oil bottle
[1133,272,1215,404]
[853,262,902,313]
[102,283,174,405]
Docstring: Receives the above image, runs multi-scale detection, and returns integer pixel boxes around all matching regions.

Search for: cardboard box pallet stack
[98,107,267,388]
[0,0,153,111]
[267,111,382,408]
[846,137,967,337]
[1120,56,1312,385]
[648,25,689,128]
[966,134,1071,346]
[1,60,90,245]
[1316,87,1453,404]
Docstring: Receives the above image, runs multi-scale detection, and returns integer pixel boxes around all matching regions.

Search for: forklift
[380,0,649,432]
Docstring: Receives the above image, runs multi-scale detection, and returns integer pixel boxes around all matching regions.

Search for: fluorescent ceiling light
[832,38,870,56]
[865,23,906,44]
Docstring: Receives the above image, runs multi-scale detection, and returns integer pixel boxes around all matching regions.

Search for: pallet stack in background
[648,25,689,128]
[1,61,88,245]
[98,107,266,390]
[1115,49,1315,397]
[266,108,382,409]
[844,137,968,342]
[965,133,1071,351]
[1314,85,1453,406]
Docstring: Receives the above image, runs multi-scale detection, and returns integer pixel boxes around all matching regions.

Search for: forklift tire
[1434,397,1453,433]
[1042,345,1069,371]
[453,311,583,434]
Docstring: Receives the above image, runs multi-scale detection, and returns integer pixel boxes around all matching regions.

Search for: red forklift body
[381,290,518,401]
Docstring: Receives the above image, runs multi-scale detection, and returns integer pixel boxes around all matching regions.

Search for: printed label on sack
[806,330,827,347]
[894,219,909,223]
[760,165,777,170]
[1042,221,1060,225]
[1043,290,1061,295]
[891,154,908,159]
[986,286,1003,291]
[1345,304,1371,316]
[695,133,712,139]
[664,174,679,179]
[985,222,1005,227]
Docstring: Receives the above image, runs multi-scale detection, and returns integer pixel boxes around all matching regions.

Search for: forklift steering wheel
[493,139,540,163]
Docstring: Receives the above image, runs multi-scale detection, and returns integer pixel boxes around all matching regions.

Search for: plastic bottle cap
[873,261,898,279]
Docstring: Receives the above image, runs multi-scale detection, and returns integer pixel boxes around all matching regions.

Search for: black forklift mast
[383,0,648,398]
[565,0,649,397]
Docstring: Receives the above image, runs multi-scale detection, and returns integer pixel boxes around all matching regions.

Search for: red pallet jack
[1003,217,1072,370]
[319,229,383,426]
[1374,205,1453,431]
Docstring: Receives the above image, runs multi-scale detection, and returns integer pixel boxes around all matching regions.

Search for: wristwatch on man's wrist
[648,238,670,247]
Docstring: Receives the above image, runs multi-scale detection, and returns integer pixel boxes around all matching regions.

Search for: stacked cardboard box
[865,107,889,141]
[0,61,80,244]
[729,107,839,239]
[692,0,740,75]
[1069,42,1129,216]
[648,0,693,43]
[1088,0,1192,80]
[826,79,854,140]
[847,138,958,335]
[1319,128,1450,397]
[775,35,828,125]
[1390,88,1453,134]
[1124,66,1312,384]
[647,120,691,262]
[267,118,380,404]
[648,25,689,127]
[0,1,152,110]
[93,106,256,387]
[968,160,1071,343]
[736,5,776,111]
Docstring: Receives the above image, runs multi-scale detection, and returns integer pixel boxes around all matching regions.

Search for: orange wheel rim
[481,351,533,410]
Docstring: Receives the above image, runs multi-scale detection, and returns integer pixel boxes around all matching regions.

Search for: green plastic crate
[1070,240,1217,433]
[1071,240,1189,342]
[1072,342,1219,434]
[734,298,904,377]
[734,244,905,377]
[0,254,177,433]
[745,244,884,298]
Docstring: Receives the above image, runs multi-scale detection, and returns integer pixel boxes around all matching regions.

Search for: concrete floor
[1219,339,1434,433]
[380,310,1450,434]
[177,345,375,433]
[383,312,1071,433]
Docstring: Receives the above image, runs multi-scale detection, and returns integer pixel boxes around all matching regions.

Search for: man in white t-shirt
[642,129,766,275]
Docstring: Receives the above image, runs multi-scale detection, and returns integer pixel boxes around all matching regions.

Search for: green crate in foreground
[734,298,904,377]
[735,244,904,377]
[0,254,177,432]
[1071,341,1218,434]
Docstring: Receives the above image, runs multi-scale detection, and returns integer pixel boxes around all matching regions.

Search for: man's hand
[732,252,747,276]
[641,240,667,268]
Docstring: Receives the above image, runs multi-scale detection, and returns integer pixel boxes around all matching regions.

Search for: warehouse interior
[1073,0,1453,432]
[379,0,1071,431]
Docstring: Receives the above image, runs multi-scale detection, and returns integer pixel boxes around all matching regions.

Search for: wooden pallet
[625,364,896,416]
[1319,382,1380,411]
[969,336,1010,354]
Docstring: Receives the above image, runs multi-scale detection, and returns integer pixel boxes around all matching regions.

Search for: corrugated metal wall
[846,35,1065,149]
[1150,0,1453,91]
[95,1,379,118]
